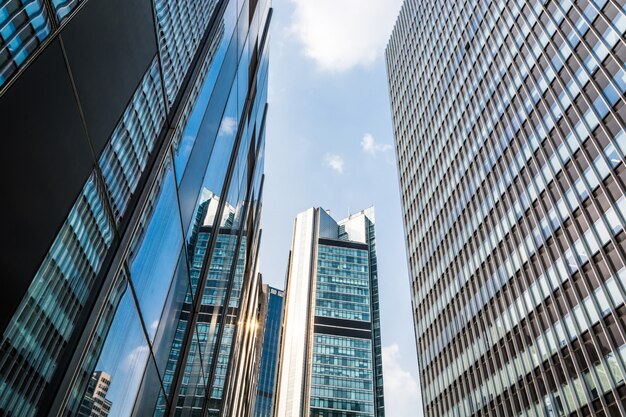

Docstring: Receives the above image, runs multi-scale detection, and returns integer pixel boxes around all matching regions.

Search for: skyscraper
[387,0,626,416]
[0,0,271,416]
[275,207,385,417]
[254,285,285,417]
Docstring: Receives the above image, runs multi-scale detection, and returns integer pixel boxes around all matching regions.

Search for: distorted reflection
[157,188,246,417]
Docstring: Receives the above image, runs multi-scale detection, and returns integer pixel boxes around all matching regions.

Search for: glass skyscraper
[254,285,285,417]
[274,207,385,417]
[387,0,626,416]
[0,0,271,416]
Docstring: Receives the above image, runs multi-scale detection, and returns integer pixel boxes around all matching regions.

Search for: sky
[258,1,424,416]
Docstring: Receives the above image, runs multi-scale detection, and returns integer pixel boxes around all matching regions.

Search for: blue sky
[259,0,423,415]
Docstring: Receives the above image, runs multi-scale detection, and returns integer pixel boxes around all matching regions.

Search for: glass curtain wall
[0,0,271,416]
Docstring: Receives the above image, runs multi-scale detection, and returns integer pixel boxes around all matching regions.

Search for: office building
[254,285,285,417]
[0,0,272,416]
[275,207,385,417]
[386,0,626,416]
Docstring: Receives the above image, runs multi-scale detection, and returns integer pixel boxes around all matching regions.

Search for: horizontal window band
[318,238,369,250]
[314,324,372,340]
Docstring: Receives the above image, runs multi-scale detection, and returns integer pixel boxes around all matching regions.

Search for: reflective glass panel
[0,0,52,86]
[128,159,183,342]
[0,173,114,417]
[78,278,152,417]
[99,57,166,224]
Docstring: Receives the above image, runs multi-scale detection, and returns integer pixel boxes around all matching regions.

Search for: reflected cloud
[122,345,150,372]
[218,116,237,136]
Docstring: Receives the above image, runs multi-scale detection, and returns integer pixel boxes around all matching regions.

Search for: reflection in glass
[0,0,52,86]
[77,371,113,417]
[151,250,192,386]
[154,0,220,106]
[79,278,151,417]
[157,185,247,416]
[199,83,239,195]
[0,173,114,417]
[64,276,127,417]
[173,10,240,186]
[0,0,271,416]
[51,0,81,22]
[99,57,166,224]
[179,79,240,241]
[128,161,183,342]
[172,18,229,182]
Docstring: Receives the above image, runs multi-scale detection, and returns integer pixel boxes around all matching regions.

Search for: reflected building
[275,208,385,417]
[0,0,271,417]
[387,0,626,416]
[254,285,285,417]
[141,196,263,417]
[78,372,112,417]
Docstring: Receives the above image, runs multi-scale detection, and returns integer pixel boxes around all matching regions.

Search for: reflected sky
[183,85,240,241]
[173,0,239,184]
[92,288,151,417]
[129,163,183,342]
[206,87,239,196]
[174,78,215,183]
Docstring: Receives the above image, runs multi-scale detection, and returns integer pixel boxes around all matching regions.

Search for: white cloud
[150,320,159,333]
[324,153,345,173]
[122,345,149,372]
[218,116,237,136]
[290,0,403,72]
[383,344,422,417]
[361,133,392,155]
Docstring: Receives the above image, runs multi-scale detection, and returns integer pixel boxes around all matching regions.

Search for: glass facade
[98,56,166,225]
[311,244,375,417]
[254,286,284,417]
[0,0,52,87]
[0,172,115,417]
[275,208,385,417]
[0,1,271,417]
[153,0,219,107]
[386,0,626,416]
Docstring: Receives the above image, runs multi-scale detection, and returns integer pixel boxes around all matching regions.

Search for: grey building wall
[387,0,626,416]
